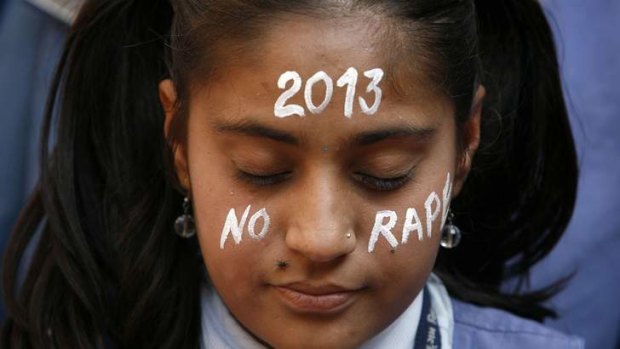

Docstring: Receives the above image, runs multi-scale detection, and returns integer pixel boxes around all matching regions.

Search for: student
[0,0,585,348]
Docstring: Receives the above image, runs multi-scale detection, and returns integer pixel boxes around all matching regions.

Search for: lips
[273,283,362,314]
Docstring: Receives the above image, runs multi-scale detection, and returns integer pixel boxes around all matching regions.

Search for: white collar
[359,290,423,349]
[201,284,265,349]
[200,274,453,349]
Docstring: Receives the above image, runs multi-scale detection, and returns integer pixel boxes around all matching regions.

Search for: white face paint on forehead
[274,67,384,118]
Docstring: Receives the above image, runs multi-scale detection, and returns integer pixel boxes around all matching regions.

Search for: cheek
[190,168,453,266]
[363,171,453,248]
[184,140,263,283]
[362,172,454,287]
[193,195,277,303]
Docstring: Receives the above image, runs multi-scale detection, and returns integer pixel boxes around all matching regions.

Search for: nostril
[284,226,357,263]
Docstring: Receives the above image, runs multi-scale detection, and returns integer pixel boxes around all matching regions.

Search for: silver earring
[440,211,461,249]
[175,197,196,238]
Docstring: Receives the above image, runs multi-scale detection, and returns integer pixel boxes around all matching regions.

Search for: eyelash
[237,170,414,191]
[237,171,292,186]
[352,172,413,191]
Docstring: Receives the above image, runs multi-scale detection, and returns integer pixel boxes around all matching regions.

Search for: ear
[452,85,485,197]
[159,79,191,191]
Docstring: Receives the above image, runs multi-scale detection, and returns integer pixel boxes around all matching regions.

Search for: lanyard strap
[413,286,442,349]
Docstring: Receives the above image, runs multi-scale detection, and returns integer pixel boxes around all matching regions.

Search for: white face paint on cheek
[367,172,453,252]
[248,208,271,240]
[220,205,271,249]
[441,172,453,226]
[424,192,441,239]
[368,210,399,253]
[401,207,423,243]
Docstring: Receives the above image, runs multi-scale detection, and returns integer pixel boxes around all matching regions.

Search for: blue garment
[453,299,584,349]
[518,2,620,348]
[0,0,67,319]
[0,0,6,21]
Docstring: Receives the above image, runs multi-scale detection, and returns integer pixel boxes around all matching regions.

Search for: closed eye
[236,171,292,186]
[236,169,414,191]
[352,171,414,191]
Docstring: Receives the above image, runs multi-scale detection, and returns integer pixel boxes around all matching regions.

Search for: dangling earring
[440,210,461,249]
[175,197,196,238]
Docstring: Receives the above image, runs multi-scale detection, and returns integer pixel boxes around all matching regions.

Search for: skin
[160,16,483,349]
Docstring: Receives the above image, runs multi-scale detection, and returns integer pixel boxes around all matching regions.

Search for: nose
[285,171,357,262]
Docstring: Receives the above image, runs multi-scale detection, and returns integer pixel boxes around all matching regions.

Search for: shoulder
[450,298,585,349]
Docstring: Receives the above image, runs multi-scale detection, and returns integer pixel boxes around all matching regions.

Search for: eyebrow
[353,126,437,146]
[213,120,299,145]
[212,120,436,147]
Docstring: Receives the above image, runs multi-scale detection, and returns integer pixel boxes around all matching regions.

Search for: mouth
[272,283,363,315]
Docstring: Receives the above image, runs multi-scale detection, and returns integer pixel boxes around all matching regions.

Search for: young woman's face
[163,16,479,349]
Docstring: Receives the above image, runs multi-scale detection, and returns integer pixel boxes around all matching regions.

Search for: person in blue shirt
[519,1,620,348]
[0,0,69,319]
[0,0,588,347]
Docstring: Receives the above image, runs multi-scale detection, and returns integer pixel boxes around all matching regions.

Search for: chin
[266,336,362,349]
[257,322,369,349]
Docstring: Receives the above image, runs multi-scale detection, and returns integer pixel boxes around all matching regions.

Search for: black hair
[436,0,578,320]
[1,0,577,348]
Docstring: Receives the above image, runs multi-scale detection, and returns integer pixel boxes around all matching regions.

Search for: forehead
[192,15,452,139]
[260,15,387,71]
